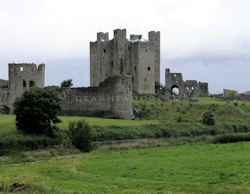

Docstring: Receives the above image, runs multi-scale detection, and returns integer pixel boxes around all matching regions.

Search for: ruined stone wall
[59,75,134,119]
[0,80,8,88]
[0,63,45,114]
[165,68,208,98]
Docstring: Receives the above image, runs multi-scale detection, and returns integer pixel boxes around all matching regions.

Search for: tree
[61,79,73,87]
[13,87,62,135]
[67,120,94,152]
[202,111,215,126]
[227,90,237,97]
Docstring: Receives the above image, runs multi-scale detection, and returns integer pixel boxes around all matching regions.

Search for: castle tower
[149,31,160,84]
[113,29,127,76]
[8,63,45,98]
[90,29,161,94]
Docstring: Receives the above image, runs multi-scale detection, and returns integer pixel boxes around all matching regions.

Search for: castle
[0,63,134,119]
[0,28,208,118]
[90,29,160,94]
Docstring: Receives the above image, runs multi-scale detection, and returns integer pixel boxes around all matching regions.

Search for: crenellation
[97,32,109,41]
[130,34,142,40]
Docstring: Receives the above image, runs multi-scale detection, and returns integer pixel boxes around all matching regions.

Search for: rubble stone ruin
[165,68,208,98]
[0,63,45,114]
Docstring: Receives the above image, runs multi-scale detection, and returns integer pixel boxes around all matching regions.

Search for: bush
[67,120,94,152]
[102,115,123,119]
[61,79,73,87]
[202,111,215,126]
[175,113,183,122]
[0,131,66,151]
[212,133,250,144]
[13,87,62,136]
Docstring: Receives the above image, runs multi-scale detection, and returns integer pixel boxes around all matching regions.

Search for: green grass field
[0,115,160,132]
[1,97,250,193]
[1,97,250,133]
[1,142,250,193]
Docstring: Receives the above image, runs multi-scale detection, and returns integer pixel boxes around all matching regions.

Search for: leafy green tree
[227,90,237,97]
[67,120,94,152]
[61,79,73,87]
[13,87,62,135]
[202,111,215,126]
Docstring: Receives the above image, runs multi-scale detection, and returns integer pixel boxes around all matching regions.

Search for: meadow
[0,115,160,132]
[1,141,250,193]
[1,97,250,193]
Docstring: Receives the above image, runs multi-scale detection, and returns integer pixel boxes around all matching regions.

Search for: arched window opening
[148,67,150,70]
[111,61,113,68]
[171,85,179,95]
[0,105,10,114]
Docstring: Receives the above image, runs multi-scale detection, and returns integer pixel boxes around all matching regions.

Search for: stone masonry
[165,68,208,98]
[90,29,160,94]
[0,63,134,119]
[0,63,45,114]
[58,75,134,119]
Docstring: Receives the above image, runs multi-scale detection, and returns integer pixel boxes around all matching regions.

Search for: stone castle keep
[90,29,160,94]
[0,28,208,118]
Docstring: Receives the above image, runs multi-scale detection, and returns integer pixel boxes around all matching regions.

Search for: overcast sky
[0,0,249,93]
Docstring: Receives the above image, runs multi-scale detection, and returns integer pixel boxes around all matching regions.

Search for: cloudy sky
[0,0,249,93]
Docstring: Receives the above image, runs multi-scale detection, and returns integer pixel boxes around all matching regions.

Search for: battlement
[148,31,160,42]
[130,34,142,40]
[97,32,109,41]
[113,29,126,39]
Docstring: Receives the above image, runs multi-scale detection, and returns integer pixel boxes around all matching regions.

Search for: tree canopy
[227,90,237,97]
[13,87,62,135]
[61,79,73,87]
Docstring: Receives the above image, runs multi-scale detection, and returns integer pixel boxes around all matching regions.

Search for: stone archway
[0,105,10,114]
[171,85,179,95]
